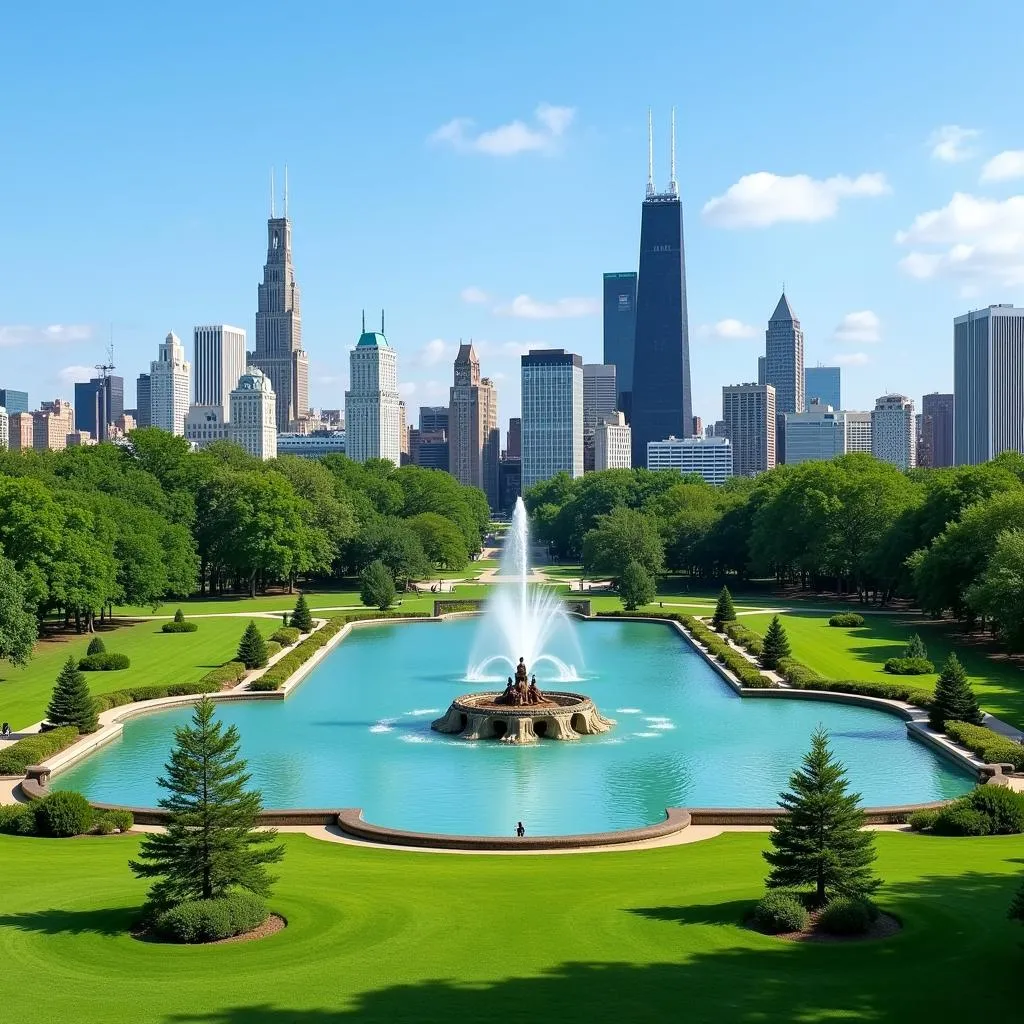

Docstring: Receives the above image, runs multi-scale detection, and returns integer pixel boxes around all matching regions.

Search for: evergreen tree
[87,635,106,656]
[764,726,880,906]
[173,608,185,624]
[360,560,396,611]
[904,633,928,660]
[619,560,656,611]
[712,586,737,629]
[929,653,983,730]
[290,592,314,633]
[130,698,284,910]
[46,656,98,733]
[760,615,792,670]
[236,621,269,669]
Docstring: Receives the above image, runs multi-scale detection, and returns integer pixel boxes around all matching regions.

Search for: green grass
[742,609,1024,728]
[0,830,1021,1022]
[0,617,278,731]
[112,590,367,617]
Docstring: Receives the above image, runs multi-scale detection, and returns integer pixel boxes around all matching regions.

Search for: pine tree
[712,586,737,630]
[129,698,284,910]
[760,615,792,670]
[46,656,98,733]
[929,653,983,730]
[764,726,880,906]
[360,560,396,611]
[904,633,928,660]
[290,592,314,633]
[237,621,269,669]
[87,635,106,656]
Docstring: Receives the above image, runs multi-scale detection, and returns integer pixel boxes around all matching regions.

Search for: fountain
[432,498,614,744]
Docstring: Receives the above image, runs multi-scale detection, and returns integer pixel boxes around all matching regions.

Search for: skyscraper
[33,399,75,451]
[0,389,28,414]
[507,417,521,459]
[194,325,247,413]
[764,293,805,416]
[252,172,308,433]
[8,412,33,450]
[784,405,845,465]
[150,333,190,436]
[631,110,692,467]
[602,272,637,419]
[922,392,954,468]
[419,406,449,434]
[135,373,152,428]
[594,412,632,470]
[0,407,8,451]
[74,375,124,442]
[229,367,277,460]
[805,365,841,411]
[449,343,499,507]
[722,383,776,476]
[521,349,583,491]
[583,363,617,471]
[954,304,1024,465]
[872,394,916,469]
[344,319,401,465]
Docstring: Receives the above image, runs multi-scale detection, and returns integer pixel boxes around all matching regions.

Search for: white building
[344,328,401,465]
[843,411,872,454]
[229,367,277,460]
[184,404,230,449]
[521,349,584,491]
[150,332,191,436]
[647,436,733,485]
[954,304,1024,465]
[872,393,916,469]
[594,411,631,470]
[276,433,346,459]
[0,406,7,451]
[193,325,246,414]
[784,404,845,464]
[722,383,775,476]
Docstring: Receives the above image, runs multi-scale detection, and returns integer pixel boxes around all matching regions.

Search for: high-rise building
[449,343,499,506]
[419,406,449,434]
[872,394,916,469]
[843,412,873,453]
[0,389,28,414]
[74,376,124,442]
[954,304,1024,465]
[410,428,449,470]
[916,413,931,468]
[398,401,409,464]
[602,272,637,420]
[67,430,95,447]
[521,349,583,491]
[135,374,152,428]
[757,356,766,387]
[193,325,246,414]
[498,456,522,512]
[184,405,229,449]
[32,399,75,451]
[8,412,33,450]
[784,404,845,465]
[229,367,277,460]
[631,111,692,468]
[150,332,191,436]
[583,363,617,471]
[764,292,805,416]
[594,411,632,470]
[691,416,703,438]
[252,178,308,433]
[344,322,401,465]
[805,365,841,411]
[507,417,521,459]
[921,392,954,468]
[0,407,8,450]
[275,433,346,459]
[646,435,733,485]
[722,383,776,476]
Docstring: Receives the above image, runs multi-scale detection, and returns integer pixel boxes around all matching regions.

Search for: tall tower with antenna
[630,108,692,467]
[252,166,308,433]
[74,332,123,442]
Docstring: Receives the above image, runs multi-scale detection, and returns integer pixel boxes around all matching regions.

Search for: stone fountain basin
[431,691,615,744]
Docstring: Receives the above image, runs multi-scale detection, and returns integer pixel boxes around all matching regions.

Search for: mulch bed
[132,914,286,945]
[751,910,901,943]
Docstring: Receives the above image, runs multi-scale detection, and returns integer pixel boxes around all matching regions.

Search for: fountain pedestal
[432,692,615,744]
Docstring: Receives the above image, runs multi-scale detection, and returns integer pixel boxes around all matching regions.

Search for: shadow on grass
[0,905,137,937]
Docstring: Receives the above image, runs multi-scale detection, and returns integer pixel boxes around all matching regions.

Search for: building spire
[670,107,678,195]
[283,164,289,219]
[362,309,366,334]
[270,167,276,218]
[381,308,385,334]
[646,108,655,196]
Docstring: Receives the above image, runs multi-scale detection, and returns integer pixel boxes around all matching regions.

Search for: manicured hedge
[724,622,764,658]
[775,657,933,707]
[819,897,875,936]
[907,809,939,831]
[270,627,301,646]
[678,615,774,688]
[752,891,808,933]
[0,803,35,835]
[34,790,94,837]
[926,786,1024,836]
[154,893,269,943]
[94,809,134,834]
[265,640,282,659]
[828,613,865,627]
[944,721,1024,771]
[161,621,199,633]
[0,726,79,775]
[79,652,131,671]
[883,656,934,676]
[93,678,224,712]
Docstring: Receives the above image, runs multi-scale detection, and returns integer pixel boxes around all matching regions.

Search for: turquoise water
[55,619,974,836]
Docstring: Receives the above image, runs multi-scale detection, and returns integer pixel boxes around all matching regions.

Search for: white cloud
[895,192,1024,288]
[833,352,870,367]
[57,364,97,384]
[929,125,980,163]
[981,150,1024,182]
[0,324,93,348]
[697,319,759,340]
[429,103,575,156]
[494,294,599,319]
[834,311,881,344]
[702,172,890,228]
[460,286,489,304]
[418,338,456,367]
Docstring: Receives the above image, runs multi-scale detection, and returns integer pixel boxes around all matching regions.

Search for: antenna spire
[381,309,385,335]
[361,309,366,334]
[270,167,276,218]
[283,164,289,218]
[646,109,655,197]
[670,107,678,195]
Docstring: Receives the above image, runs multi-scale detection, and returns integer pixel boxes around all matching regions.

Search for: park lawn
[0,830,1021,1023]
[112,588,367,617]
[0,617,278,731]
[742,610,1024,728]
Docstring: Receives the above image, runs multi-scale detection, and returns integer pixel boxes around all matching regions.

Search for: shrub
[87,636,106,655]
[95,808,134,834]
[173,608,186,624]
[0,726,79,775]
[162,621,199,634]
[776,657,824,688]
[752,890,809,934]
[265,640,282,659]
[724,622,764,657]
[94,813,116,835]
[0,803,36,835]
[92,672,234,713]
[34,790,94,837]
[907,809,939,832]
[883,656,934,676]
[290,592,314,633]
[79,652,131,671]
[931,805,990,836]
[819,896,874,936]
[904,633,929,660]
[944,721,1024,771]
[270,627,301,646]
[828,613,865,627]
[153,893,269,943]
[237,620,269,669]
[964,785,1024,834]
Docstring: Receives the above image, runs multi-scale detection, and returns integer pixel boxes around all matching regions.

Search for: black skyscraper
[602,272,637,421]
[630,111,692,468]
[74,375,124,441]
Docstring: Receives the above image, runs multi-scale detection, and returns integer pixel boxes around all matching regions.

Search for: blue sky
[2,1,1023,434]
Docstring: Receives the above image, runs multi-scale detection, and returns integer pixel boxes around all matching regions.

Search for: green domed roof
[357,331,389,348]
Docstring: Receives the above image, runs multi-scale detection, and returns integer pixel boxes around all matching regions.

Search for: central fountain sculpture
[432,499,614,745]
